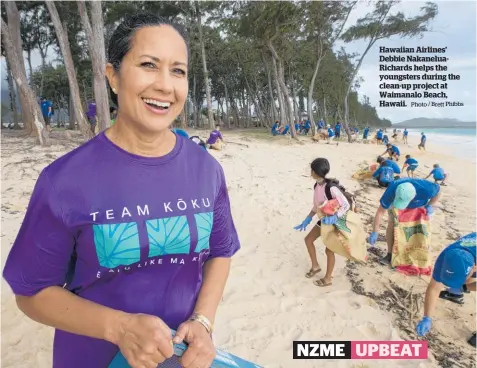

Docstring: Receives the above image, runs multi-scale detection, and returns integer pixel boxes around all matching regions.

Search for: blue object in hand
[425,205,434,216]
[322,215,338,225]
[368,232,378,246]
[416,316,432,336]
[294,216,313,231]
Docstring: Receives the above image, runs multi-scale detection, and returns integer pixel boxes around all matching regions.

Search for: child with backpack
[293,158,367,287]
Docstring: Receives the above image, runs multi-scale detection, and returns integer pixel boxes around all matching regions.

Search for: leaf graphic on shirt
[334,215,351,233]
[195,212,214,252]
[93,222,140,268]
[146,216,191,257]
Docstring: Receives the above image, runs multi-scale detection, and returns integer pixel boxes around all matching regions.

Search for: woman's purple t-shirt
[3,132,240,368]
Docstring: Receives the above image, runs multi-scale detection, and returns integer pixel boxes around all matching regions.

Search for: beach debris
[346,261,474,368]
[226,141,249,148]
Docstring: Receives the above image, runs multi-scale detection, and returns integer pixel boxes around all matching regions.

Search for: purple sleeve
[208,166,240,259]
[218,132,223,140]
[3,169,75,296]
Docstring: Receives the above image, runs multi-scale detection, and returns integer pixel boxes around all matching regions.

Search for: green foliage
[341,1,438,43]
[8,0,437,129]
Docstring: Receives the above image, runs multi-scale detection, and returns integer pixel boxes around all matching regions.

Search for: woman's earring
[112,88,117,94]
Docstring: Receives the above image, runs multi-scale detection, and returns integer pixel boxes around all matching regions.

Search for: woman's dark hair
[377,156,385,164]
[107,12,189,106]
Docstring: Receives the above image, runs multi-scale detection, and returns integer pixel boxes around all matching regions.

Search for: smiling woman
[2,12,240,368]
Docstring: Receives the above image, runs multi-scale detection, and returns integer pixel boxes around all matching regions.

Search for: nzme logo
[293,341,428,360]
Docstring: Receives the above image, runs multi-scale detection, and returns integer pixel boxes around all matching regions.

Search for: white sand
[1,129,475,368]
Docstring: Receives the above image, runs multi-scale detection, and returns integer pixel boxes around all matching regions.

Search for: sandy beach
[1,128,475,368]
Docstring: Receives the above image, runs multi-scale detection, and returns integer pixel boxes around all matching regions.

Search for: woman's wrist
[189,313,213,334]
[104,310,132,345]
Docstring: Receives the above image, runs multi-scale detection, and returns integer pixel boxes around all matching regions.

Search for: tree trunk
[4,2,34,135]
[82,80,88,105]
[307,53,325,136]
[262,53,277,122]
[78,0,110,132]
[222,81,230,128]
[245,94,251,128]
[1,18,49,145]
[269,42,296,138]
[343,43,372,142]
[68,93,76,129]
[26,50,34,83]
[291,77,300,124]
[230,97,239,127]
[270,55,285,125]
[46,1,91,139]
[180,109,186,129]
[195,4,214,129]
[5,56,20,129]
[184,98,190,127]
[39,50,47,97]
[298,91,305,113]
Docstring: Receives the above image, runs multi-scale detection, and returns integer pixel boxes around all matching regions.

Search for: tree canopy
[2,0,439,142]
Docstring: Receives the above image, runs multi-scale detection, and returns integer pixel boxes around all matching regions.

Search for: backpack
[379,166,394,183]
[190,136,207,151]
[314,180,358,213]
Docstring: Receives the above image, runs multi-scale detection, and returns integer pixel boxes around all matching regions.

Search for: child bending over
[426,164,448,186]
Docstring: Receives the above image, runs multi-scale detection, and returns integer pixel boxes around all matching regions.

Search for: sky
[2,0,476,125]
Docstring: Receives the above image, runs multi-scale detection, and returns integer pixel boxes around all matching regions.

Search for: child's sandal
[313,278,332,287]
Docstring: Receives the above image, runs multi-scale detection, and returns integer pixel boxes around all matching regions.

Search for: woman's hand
[173,320,215,368]
[115,313,174,368]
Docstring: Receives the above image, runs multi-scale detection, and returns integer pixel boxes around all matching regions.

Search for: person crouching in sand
[426,163,448,186]
[402,154,419,178]
[207,124,225,150]
[416,232,476,347]
[294,158,367,287]
[372,159,395,188]
[380,143,400,161]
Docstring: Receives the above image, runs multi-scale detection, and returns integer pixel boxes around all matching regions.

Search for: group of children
[294,154,475,348]
[371,141,448,188]
[271,120,363,141]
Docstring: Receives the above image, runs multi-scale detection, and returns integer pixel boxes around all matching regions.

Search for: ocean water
[405,128,476,161]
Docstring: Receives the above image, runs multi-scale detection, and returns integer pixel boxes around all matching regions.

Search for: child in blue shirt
[402,154,419,178]
[373,163,395,188]
[418,132,427,150]
[426,164,448,186]
[381,144,400,161]
[326,125,338,146]
[403,129,408,144]
[415,233,476,347]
